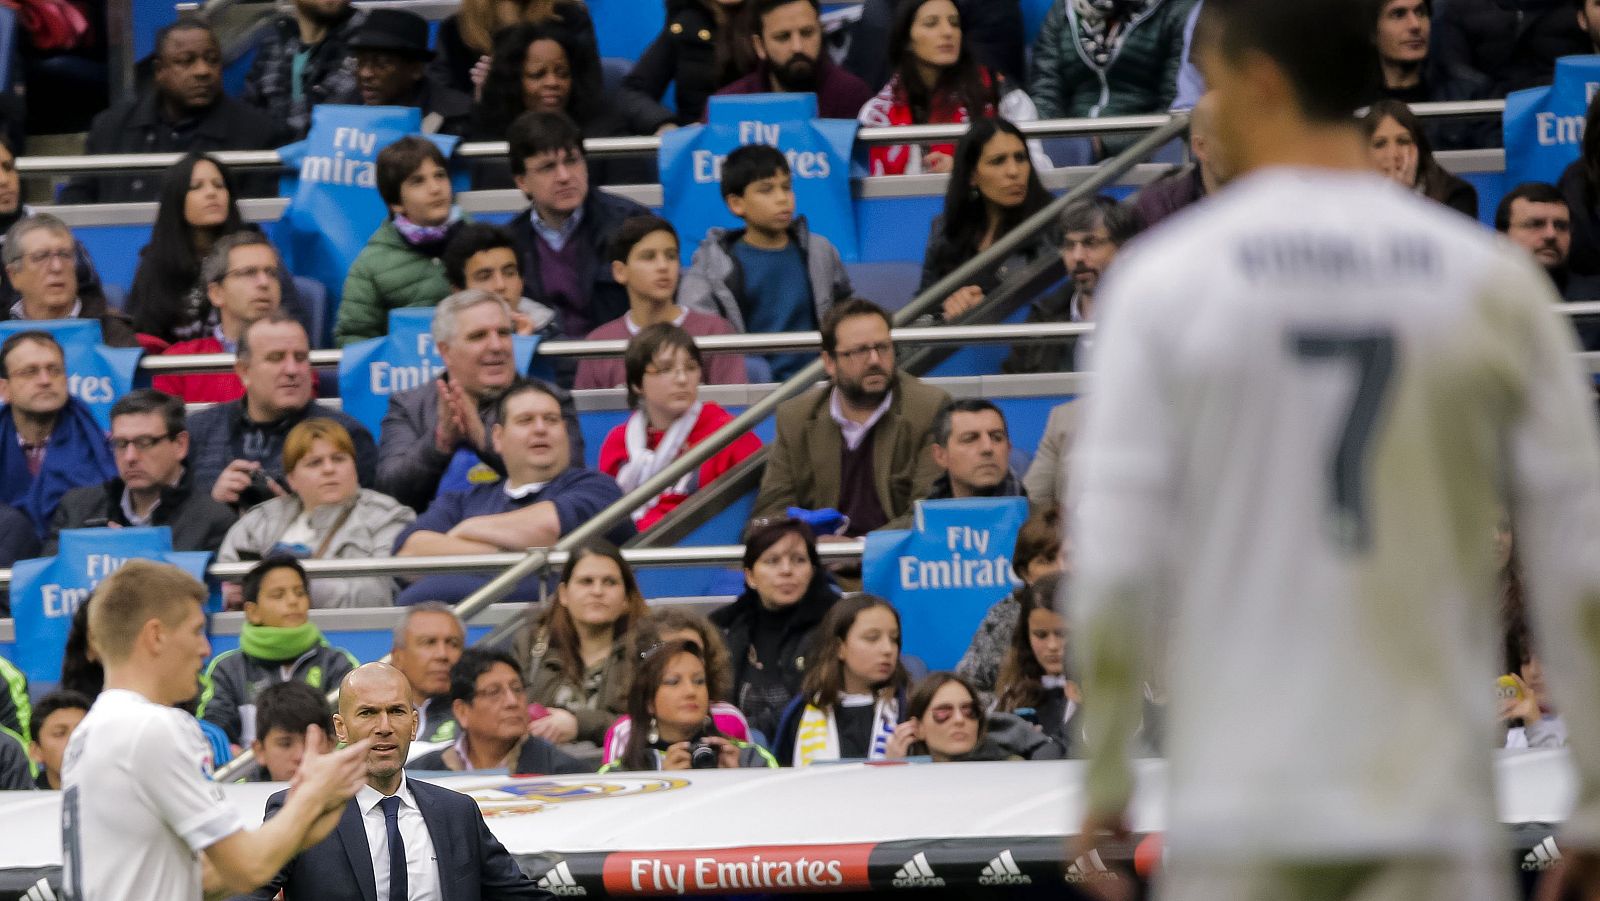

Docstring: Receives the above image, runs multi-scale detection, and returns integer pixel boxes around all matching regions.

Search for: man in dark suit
[248,663,553,900]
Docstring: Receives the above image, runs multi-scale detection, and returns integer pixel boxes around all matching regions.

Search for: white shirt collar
[829,388,895,452]
[10,297,82,321]
[503,479,551,499]
[625,307,688,336]
[119,487,158,526]
[357,776,418,815]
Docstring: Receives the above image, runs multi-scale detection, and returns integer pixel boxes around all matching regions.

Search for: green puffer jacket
[1028,0,1197,128]
[335,220,457,346]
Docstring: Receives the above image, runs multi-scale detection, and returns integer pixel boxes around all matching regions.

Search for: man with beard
[714,0,874,119]
[1495,182,1600,347]
[1003,195,1141,374]
[242,0,365,140]
[752,298,950,537]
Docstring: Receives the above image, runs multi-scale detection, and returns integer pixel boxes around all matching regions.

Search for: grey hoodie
[678,216,853,332]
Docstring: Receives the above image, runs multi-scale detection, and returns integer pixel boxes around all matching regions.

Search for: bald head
[339,662,411,714]
[333,663,417,791]
[1190,92,1231,191]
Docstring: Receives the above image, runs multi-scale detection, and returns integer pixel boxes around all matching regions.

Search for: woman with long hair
[513,539,648,747]
[919,117,1056,320]
[470,20,608,140]
[600,639,777,771]
[772,593,910,766]
[432,0,597,97]
[618,0,756,133]
[858,0,1042,176]
[993,573,1075,749]
[955,505,1065,693]
[1361,98,1477,218]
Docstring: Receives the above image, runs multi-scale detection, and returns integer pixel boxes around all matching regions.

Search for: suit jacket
[751,370,949,528]
[250,779,552,901]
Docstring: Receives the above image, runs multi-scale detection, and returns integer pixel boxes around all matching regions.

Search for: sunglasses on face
[928,702,978,724]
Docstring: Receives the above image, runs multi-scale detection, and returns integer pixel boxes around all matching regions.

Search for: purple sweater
[574,309,748,389]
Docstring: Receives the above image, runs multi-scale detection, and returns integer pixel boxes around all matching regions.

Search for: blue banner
[337,307,539,437]
[659,93,860,262]
[0,319,140,430]
[9,527,211,686]
[274,105,462,306]
[1504,55,1600,187]
[862,497,1030,670]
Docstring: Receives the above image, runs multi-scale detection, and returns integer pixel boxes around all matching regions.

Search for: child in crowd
[773,593,909,766]
[247,680,336,782]
[993,573,1076,752]
[27,690,90,789]
[680,144,854,381]
[955,506,1065,694]
[198,555,358,746]
[574,215,746,389]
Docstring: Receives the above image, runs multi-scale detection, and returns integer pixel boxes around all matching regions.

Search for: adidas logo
[1523,836,1561,872]
[537,860,587,896]
[1064,850,1117,884]
[978,849,1032,886]
[892,852,946,888]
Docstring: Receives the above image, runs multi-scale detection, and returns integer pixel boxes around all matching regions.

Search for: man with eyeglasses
[45,388,237,555]
[752,297,949,538]
[0,214,137,347]
[0,331,114,537]
[154,232,287,403]
[406,649,589,774]
[505,111,651,341]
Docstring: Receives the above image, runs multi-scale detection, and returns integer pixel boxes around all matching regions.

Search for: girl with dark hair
[513,540,648,747]
[773,593,909,766]
[955,505,1064,693]
[710,518,840,739]
[1361,99,1477,218]
[858,0,1042,176]
[919,117,1057,320]
[470,20,611,141]
[993,573,1075,748]
[1559,91,1600,277]
[432,0,596,97]
[600,639,777,771]
[618,0,756,133]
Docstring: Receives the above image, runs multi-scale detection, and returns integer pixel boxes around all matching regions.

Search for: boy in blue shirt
[680,144,854,381]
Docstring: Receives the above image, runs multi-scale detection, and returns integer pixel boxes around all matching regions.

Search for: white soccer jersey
[1071,168,1600,860]
[60,689,245,901]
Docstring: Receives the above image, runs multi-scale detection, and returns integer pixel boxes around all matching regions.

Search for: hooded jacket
[678,216,853,334]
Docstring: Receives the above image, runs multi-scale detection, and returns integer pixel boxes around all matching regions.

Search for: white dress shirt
[357,778,443,901]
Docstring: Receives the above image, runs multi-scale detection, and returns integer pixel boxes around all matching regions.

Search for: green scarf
[240,621,324,662]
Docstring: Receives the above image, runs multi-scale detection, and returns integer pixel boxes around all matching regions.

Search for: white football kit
[1071,168,1600,899]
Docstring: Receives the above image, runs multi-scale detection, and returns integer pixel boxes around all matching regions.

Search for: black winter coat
[617,1,749,131]
[710,576,838,740]
[1432,0,1589,99]
[43,468,237,556]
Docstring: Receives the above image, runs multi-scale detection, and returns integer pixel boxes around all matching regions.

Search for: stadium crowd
[0,0,1583,803]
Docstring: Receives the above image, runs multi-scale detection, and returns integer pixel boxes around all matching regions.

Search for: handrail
[14,99,1508,176]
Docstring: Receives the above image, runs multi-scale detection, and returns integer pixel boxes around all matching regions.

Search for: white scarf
[615,401,703,524]
[794,694,899,767]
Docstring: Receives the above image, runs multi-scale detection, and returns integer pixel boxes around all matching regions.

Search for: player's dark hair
[720,144,790,200]
[1204,0,1379,123]
[1495,182,1568,232]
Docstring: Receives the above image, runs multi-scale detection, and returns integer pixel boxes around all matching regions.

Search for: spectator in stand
[600,640,778,772]
[394,380,634,602]
[599,324,762,530]
[508,540,644,749]
[603,608,752,765]
[407,648,591,773]
[1362,99,1478,218]
[1500,570,1566,749]
[0,501,37,615]
[619,0,756,133]
[0,139,107,317]
[46,390,236,554]
[1496,183,1600,313]
[581,216,746,389]
[389,602,466,744]
[1028,0,1196,155]
[0,215,136,347]
[1582,0,1600,53]
[859,0,1043,176]
[376,290,582,513]
[336,137,466,346]
[0,654,26,743]
[919,118,1055,325]
[711,518,839,739]
[349,10,472,136]
[752,298,950,536]
[59,20,283,204]
[27,690,89,789]
[844,0,1025,91]
[1024,400,1083,505]
[894,670,1062,761]
[246,681,336,782]
[1003,195,1140,375]
[153,232,287,403]
[993,573,1075,750]
[714,0,875,118]
[59,602,102,699]
[680,145,852,381]
[884,399,1024,529]
[956,505,1065,693]
[189,312,378,510]
[0,332,114,537]
[443,224,562,345]
[774,593,909,766]
[198,555,359,746]
[506,111,652,339]
[217,418,415,609]
[1372,0,1439,105]
[432,0,596,97]
[1433,0,1587,101]
[1559,96,1600,277]
[242,0,364,140]
[127,154,304,348]
[1132,92,1231,228]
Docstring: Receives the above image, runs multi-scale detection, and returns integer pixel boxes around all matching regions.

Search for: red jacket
[152,336,245,403]
[599,401,761,531]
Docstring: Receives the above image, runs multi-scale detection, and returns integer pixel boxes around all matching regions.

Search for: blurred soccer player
[1070,0,1600,899]
[60,560,372,901]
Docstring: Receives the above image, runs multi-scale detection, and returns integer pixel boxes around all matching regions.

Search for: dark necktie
[378,795,407,901]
